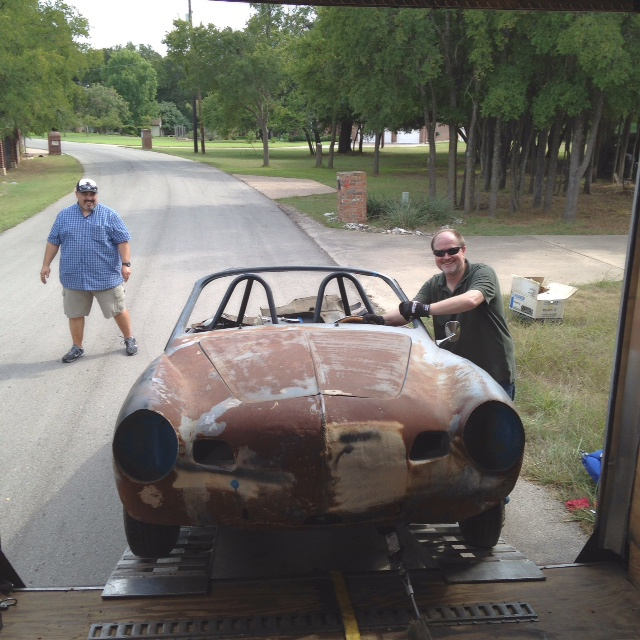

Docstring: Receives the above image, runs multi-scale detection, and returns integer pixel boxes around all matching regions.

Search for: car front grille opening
[193,439,236,470]
[409,431,449,461]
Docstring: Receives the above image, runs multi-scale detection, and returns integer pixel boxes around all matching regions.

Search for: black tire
[123,509,180,558]
[458,501,505,549]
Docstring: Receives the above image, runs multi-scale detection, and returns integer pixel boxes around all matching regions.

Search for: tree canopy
[5,2,640,222]
[1,0,89,137]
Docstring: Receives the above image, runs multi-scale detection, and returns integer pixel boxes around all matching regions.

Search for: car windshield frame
[167,265,429,346]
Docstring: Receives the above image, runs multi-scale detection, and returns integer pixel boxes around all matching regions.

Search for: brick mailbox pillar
[141,129,152,150]
[47,131,62,155]
[337,171,367,224]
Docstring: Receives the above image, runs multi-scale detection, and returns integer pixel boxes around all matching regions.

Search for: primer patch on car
[138,485,164,508]
[198,397,242,436]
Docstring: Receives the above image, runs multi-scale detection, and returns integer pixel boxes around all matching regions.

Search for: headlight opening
[113,409,178,482]
[463,401,525,472]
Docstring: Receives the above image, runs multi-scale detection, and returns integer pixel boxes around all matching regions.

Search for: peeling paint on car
[139,485,164,508]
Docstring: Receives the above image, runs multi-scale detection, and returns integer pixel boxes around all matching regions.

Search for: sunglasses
[433,246,464,257]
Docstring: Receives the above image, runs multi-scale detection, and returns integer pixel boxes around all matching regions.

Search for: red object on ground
[566,498,591,511]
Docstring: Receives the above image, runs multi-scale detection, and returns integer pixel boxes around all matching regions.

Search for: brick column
[141,129,152,150]
[48,131,62,155]
[337,171,367,224]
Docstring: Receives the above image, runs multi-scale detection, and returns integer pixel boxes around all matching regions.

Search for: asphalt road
[1,141,335,587]
[3,140,625,586]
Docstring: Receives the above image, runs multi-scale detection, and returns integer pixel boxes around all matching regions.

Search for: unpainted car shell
[113,267,524,533]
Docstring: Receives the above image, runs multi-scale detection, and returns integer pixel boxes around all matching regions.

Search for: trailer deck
[2,525,638,639]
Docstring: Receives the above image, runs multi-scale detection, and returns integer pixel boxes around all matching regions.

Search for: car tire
[458,501,505,548]
[123,509,180,558]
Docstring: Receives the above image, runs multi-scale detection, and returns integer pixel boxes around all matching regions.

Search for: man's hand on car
[399,301,431,321]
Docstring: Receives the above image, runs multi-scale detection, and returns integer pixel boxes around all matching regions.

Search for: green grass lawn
[505,280,621,529]
[7,136,624,531]
[0,153,82,233]
[149,142,633,236]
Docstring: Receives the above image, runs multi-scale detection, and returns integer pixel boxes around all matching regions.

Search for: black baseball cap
[76,178,98,193]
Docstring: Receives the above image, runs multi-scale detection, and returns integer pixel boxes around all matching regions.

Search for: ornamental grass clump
[366,194,455,230]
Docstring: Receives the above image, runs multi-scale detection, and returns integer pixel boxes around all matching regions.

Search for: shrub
[366,194,455,229]
[366,193,388,220]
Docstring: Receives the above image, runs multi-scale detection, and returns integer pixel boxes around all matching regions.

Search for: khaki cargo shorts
[63,285,126,319]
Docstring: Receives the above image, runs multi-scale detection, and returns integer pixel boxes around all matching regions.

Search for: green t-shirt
[415,260,516,385]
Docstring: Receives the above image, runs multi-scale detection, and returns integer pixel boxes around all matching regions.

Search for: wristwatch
[122,262,131,267]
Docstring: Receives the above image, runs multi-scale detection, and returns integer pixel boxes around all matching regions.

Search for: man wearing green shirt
[365,228,516,399]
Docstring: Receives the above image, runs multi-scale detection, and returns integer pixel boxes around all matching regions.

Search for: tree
[166,14,290,167]
[102,49,158,126]
[77,84,130,133]
[0,0,89,137]
[288,14,354,167]
[157,101,189,135]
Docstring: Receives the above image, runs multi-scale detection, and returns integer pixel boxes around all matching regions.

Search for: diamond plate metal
[102,527,217,598]
[403,523,545,582]
[357,600,538,629]
[88,612,344,639]
[87,602,537,639]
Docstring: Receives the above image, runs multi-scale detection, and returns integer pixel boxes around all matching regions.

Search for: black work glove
[361,313,385,325]
[399,300,431,321]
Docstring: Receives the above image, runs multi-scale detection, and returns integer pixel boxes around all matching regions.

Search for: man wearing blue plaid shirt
[40,178,138,363]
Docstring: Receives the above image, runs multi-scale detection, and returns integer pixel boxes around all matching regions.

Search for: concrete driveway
[238,175,627,295]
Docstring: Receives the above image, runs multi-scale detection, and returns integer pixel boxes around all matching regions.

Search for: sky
[67,0,254,55]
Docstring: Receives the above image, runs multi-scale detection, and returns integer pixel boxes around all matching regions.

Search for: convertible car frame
[112,266,524,557]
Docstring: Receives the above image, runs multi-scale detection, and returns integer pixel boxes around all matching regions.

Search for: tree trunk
[489,116,502,217]
[482,118,494,192]
[198,89,205,154]
[442,11,458,207]
[583,152,593,194]
[261,119,270,167]
[532,128,549,208]
[543,121,563,213]
[338,118,353,154]
[511,116,533,213]
[373,130,382,176]
[328,119,337,169]
[304,129,315,155]
[563,91,604,222]
[464,96,479,214]
[447,125,458,207]
[611,116,622,182]
[617,113,632,181]
[315,141,323,168]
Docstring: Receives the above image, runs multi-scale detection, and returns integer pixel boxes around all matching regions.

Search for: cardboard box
[509,275,578,320]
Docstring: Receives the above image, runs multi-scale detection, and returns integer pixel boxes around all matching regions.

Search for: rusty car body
[112,266,524,557]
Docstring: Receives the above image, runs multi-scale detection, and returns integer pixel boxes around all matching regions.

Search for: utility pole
[188,0,198,154]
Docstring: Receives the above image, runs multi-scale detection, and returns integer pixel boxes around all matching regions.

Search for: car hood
[198,326,412,402]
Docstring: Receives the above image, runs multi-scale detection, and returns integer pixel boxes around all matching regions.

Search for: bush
[121,125,140,137]
[366,193,388,221]
[366,194,455,229]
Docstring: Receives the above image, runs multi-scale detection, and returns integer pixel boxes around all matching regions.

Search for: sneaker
[62,345,84,363]
[124,336,138,356]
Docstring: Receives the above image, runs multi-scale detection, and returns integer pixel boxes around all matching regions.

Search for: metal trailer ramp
[102,527,217,598]
[400,523,545,582]
[87,601,538,639]
[93,523,544,639]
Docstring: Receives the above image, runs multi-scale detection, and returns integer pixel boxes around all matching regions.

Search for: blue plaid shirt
[47,203,132,291]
